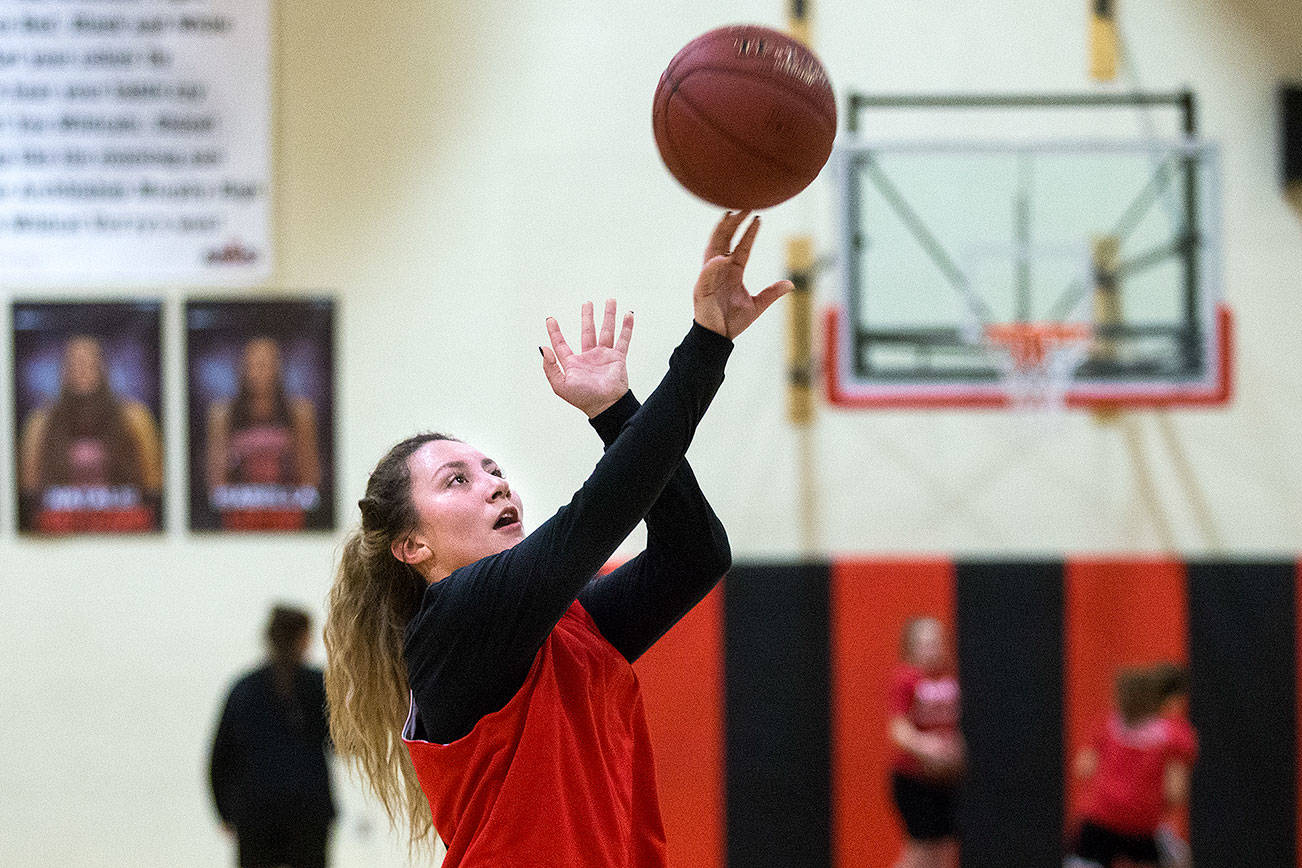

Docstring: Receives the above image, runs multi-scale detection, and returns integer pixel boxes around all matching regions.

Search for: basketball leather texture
[653,25,837,209]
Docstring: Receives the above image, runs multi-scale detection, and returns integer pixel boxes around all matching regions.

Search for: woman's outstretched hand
[693,211,795,340]
[541,299,635,419]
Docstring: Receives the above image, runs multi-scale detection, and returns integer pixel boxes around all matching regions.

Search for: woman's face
[241,338,281,393]
[399,439,525,582]
[63,337,104,395]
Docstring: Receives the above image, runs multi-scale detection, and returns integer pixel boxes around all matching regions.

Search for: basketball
[652,24,837,210]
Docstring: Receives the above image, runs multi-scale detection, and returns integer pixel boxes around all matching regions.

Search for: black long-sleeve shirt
[404,323,733,744]
[209,664,335,837]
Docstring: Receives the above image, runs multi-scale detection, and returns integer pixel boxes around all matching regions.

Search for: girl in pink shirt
[887,616,964,868]
[1068,663,1197,868]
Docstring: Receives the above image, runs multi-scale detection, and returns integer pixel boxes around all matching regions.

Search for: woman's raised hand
[540,299,635,419]
[693,211,795,340]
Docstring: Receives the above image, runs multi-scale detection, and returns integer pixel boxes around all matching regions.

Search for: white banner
[0,0,270,287]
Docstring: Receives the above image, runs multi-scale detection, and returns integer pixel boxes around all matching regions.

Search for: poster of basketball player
[13,301,164,535]
[187,298,335,532]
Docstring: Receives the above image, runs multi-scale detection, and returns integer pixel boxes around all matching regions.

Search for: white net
[982,323,1093,411]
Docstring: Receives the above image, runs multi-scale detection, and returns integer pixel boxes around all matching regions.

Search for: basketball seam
[670,62,836,131]
[667,84,806,181]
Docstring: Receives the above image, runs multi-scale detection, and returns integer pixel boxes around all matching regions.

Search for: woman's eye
[449,473,468,486]
[490,468,504,478]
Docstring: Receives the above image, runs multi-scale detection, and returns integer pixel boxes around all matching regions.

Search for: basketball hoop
[982,322,1093,410]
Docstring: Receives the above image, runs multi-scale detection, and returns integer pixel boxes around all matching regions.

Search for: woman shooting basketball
[324,211,791,866]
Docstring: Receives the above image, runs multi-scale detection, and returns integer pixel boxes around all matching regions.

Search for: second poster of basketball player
[187,298,335,532]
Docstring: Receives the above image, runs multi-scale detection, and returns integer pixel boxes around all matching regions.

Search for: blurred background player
[1067,663,1197,868]
[888,615,964,868]
[210,605,336,868]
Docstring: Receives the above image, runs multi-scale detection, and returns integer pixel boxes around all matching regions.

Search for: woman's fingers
[729,216,761,270]
[705,210,751,262]
[614,311,634,356]
[754,279,795,316]
[539,344,565,394]
[580,301,596,352]
[599,298,617,348]
[545,316,574,363]
[548,302,630,360]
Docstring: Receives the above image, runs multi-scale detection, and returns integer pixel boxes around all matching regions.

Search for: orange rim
[983,322,1092,369]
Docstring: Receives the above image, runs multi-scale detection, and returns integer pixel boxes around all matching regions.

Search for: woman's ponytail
[323,432,455,850]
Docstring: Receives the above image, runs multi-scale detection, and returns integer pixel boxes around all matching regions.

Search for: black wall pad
[725,563,832,868]
[1187,561,1296,868]
[954,561,1065,868]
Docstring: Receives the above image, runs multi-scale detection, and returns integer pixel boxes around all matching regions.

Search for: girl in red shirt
[887,616,964,868]
[322,212,791,866]
[1067,663,1197,868]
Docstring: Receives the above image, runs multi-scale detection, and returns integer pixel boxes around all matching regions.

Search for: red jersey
[887,664,961,777]
[1080,711,1198,836]
[402,601,667,868]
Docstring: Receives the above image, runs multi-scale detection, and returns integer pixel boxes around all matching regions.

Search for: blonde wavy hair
[324,432,455,851]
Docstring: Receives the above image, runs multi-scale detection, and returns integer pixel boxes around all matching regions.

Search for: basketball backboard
[826,92,1231,409]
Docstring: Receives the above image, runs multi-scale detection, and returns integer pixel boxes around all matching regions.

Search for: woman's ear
[391,534,433,569]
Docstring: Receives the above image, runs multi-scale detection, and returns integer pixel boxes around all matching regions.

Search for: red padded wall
[634,585,726,868]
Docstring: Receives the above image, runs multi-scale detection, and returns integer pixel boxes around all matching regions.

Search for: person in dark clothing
[323,211,792,864]
[211,605,336,868]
